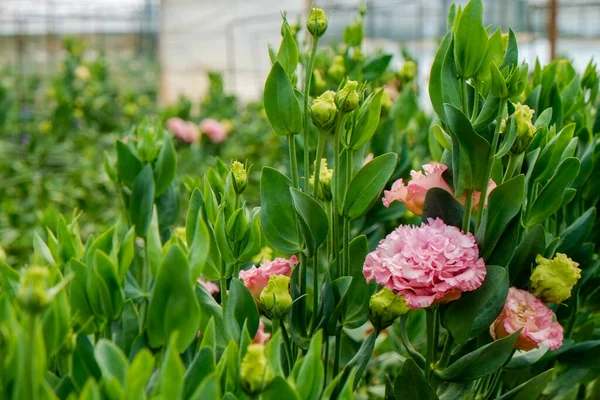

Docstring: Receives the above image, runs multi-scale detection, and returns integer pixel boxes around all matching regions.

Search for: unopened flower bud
[344,18,364,47]
[399,61,417,82]
[511,103,536,154]
[369,288,409,329]
[18,266,51,314]
[307,8,328,38]
[259,275,292,319]
[231,160,248,194]
[311,91,338,132]
[335,80,359,113]
[328,56,346,82]
[240,344,272,394]
[310,69,326,96]
[309,159,333,201]
[531,253,581,303]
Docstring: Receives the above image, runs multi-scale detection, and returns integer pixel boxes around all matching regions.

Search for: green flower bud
[18,266,51,314]
[399,61,417,82]
[510,103,536,154]
[310,69,326,96]
[260,275,292,319]
[335,80,359,113]
[240,344,272,394]
[136,126,161,162]
[307,8,328,38]
[311,91,338,132]
[231,160,248,194]
[309,159,334,201]
[369,288,410,329]
[344,18,364,47]
[531,253,581,303]
[328,56,346,82]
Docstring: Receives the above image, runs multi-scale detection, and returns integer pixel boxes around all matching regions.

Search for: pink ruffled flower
[363,218,486,309]
[199,118,227,143]
[197,278,220,295]
[239,256,298,298]
[383,164,453,215]
[167,117,200,143]
[463,179,497,211]
[490,287,563,351]
[253,319,271,345]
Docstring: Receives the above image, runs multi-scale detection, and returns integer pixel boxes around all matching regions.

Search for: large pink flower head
[383,164,453,215]
[490,287,563,351]
[239,255,298,298]
[363,218,486,309]
[167,117,200,143]
[199,118,227,143]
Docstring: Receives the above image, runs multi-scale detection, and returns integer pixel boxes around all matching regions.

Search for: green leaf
[114,300,139,356]
[343,153,398,220]
[350,88,384,149]
[556,207,596,254]
[444,104,491,194]
[238,209,262,263]
[505,347,548,370]
[189,207,211,282]
[146,244,201,352]
[146,207,162,277]
[214,208,236,265]
[556,340,600,367]
[532,123,575,183]
[362,54,393,81]
[429,32,453,125]
[294,331,324,400]
[153,136,177,197]
[124,349,154,400]
[436,330,520,381]
[152,333,185,398]
[479,175,524,258]
[496,369,553,400]
[129,165,155,238]
[264,62,302,135]
[453,0,488,78]
[260,167,301,254]
[476,28,504,80]
[508,224,546,286]
[185,188,203,246]
[422,187,464,229]
[394,358,438,400]
[224,278,259,341]
[94,339,128,386]
[72,334,102,390]
[183,347,215,399]
[33,232,56,266]
[525,157,580,227]
[261,376,300,400]
[342,235,376,328]
[473,96,502,131]
[290,188,328,255]
[443,265,508,344]
[277,20,299,75]
[501,28,519,69]
[495,115,517,158]
[190,373,220,400]
[115,140,143,187]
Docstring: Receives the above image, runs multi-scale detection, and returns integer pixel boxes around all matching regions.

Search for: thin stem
[438,334,455,368]
[312,132,327,198]
[460,78,470,115]
[425,309,435,381]
[139,239,152,332]
[220,277,228,307]
[432,310,440,361]
[342,148,352,276]
[333,331,342,382]
[288,133,300,189]
[475,99,506,232]
[29,315,38,400]
[399,315,426,368]
[104,322,112,340]
[280,320,293,375]
[303,36,320,193]
[331,113,345,263]
[323,335,330,387]
[462,189,473,234]
[471,79,480,122]
[299,252,308,336]
[311,249,319,333]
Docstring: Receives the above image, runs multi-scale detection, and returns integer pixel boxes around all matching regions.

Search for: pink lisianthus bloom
[252,319,271,345]
[167,117,200,143]
[382,164,453,215]
[197,277,220,295]
[239,255,298,298]
[490,287,563,351]
[463,179,497,212]
[199,118,227,143]
[363,218,486,309]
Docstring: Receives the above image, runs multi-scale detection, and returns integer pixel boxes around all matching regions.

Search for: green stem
[438,334,455,368]
[333,331,342,383]
[220,277,228,307]
[280,320,293,375]
[288,133,299,189]
[342,148,352,276]
[503,153,521,183]
[432,310,440,361]
[323,334,330,387]
[475,99,506,232]
[104,322,112,340]
[462,189,473,234]
[331,113,345,264]
[399,315,426,368]
[139,239,152,333]
[460,78,470,115]
[471,79,480,122]
[425,309,435,381]
[311,249,319,333]
[29,315,39,400]
[303,36,320,193]
[299,252,308,335]
[312,132,327,198]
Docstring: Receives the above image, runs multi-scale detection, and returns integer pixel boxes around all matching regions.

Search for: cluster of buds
[530,253,581,304]
[308,158,333,201]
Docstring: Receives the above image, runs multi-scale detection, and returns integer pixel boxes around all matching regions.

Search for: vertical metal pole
[548,0,558,60]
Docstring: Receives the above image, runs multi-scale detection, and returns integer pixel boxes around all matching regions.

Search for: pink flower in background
[383,164,453,215]
[239,255,298,298]
[464,179,497,211]
[491,287,563,351]
[167,117,200,143]
[253,319,271,345]
[199,118,227,143]
[363,218,486,309]
[197,278,220,295]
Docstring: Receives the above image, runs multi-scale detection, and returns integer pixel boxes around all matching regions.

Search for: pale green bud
[328,56,346,82]
[18,266,51,314]
[309,159,334,201]
[231,160,248,194]
[344,18,364,47]
[240,344,272,394]
[307,8,328,38]
[511,103,536,154]
[311,91,338,132]
[335,80,359,113]
[260,275,292,319]
[369,288,410,329]
[399,61,417,82]
[531,253,581,303]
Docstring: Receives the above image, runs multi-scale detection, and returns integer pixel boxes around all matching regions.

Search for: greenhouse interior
[1,0,600,398]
